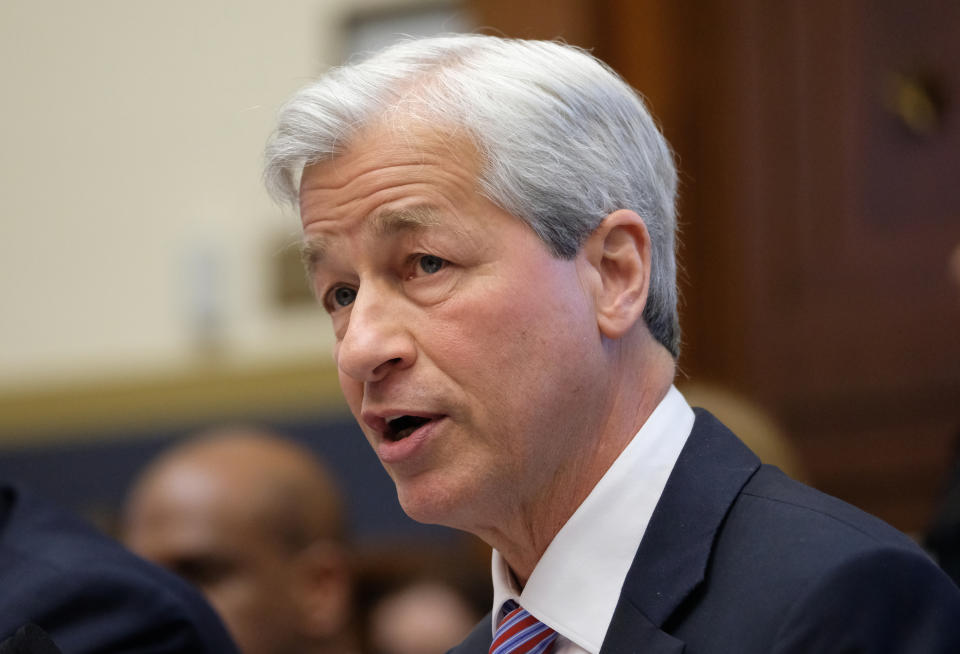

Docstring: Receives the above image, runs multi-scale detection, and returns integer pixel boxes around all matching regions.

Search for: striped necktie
[489,600,558,654]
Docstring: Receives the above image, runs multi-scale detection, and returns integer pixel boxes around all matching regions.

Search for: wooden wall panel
[466,0,960,534]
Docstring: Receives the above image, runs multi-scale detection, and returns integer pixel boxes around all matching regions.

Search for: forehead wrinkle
[302,150,452,196]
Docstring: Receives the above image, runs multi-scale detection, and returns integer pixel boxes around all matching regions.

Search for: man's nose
[335,285,416,383]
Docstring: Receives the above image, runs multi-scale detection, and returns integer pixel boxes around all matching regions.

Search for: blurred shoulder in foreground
[0,481,238,653]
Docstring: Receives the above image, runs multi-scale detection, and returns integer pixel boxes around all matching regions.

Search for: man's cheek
[338,382,367,433]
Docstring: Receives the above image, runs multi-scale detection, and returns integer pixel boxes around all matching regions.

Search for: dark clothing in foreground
[452,410,960,653]
[0,483,239,653]
[0,624,62,654]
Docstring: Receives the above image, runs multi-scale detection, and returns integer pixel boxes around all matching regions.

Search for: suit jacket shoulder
[0,483,239,653]
[606,409,960,653]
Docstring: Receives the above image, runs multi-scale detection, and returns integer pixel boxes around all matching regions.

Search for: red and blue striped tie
[489,600,558,654]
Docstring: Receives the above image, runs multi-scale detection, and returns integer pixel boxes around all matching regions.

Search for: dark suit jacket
[0,483,239,653]
[452,410,960,653]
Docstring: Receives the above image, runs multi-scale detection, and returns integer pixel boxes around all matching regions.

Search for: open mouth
[385,415,432,441]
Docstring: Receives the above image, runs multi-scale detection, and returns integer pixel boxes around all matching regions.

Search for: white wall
[0,0,467,393]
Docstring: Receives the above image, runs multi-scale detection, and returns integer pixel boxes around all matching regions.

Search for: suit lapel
[600,600,685,654]
[600,409,760,653]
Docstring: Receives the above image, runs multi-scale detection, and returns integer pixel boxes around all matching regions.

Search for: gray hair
[264,34,680,356]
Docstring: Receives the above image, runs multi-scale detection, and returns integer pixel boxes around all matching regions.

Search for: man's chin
[395,477,472,530]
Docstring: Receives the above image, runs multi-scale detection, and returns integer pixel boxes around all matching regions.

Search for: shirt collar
[490,386,695,652]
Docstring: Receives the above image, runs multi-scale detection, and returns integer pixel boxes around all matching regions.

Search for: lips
[362,410,447,465]
[363,410,443,442]
[385,415,432,441]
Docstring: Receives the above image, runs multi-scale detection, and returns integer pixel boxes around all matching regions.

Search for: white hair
[264,34,680,356]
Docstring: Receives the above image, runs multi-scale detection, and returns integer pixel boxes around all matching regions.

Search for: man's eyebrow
[370,206,442,236]
[301,236,327,276]
[300,206,444,275]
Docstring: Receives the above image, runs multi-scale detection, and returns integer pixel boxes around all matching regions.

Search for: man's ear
[581,209,651,339]
[292,541,353,640]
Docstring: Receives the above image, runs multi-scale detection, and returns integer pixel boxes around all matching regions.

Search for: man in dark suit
[263,34,960,652]
[0,482,239,653]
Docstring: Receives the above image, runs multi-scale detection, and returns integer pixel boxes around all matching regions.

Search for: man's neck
[487,345,676,585]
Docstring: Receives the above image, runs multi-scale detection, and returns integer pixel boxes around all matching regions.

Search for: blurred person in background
[264,34,960,652]
[367,580,479,654]
[355,540,489,654]
[123,426,358,654]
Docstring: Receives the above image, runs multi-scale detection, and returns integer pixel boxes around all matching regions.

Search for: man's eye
[418,255,447,274]
[170,557,235,588]
[329,286,356,308]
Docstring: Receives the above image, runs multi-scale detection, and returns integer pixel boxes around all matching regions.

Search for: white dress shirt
[490,385,695,653]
